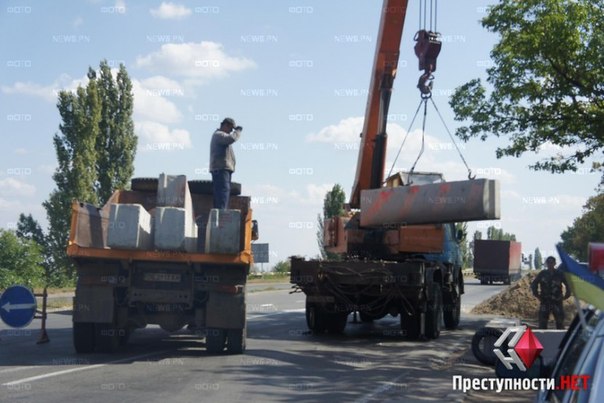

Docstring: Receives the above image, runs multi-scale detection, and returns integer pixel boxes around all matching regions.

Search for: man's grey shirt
[210,129,240,172]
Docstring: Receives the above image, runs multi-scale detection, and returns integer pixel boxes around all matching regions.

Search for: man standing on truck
[531,256,571,329]
[210,117,242,209]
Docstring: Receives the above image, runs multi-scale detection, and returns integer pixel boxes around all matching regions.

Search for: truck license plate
[143,273,181,283]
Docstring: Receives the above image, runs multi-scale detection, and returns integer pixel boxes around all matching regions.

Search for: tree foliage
[534,247,543,270]
[486,225,516,241]
[95,61,137,204]
[317,184,347,259]
[455,222,472,268]
[273,260,291,274]
[42,60,136,281]
[449,0,604,177]
[323,184,346,219]
[0,230,45,290]
[560,191,604,260]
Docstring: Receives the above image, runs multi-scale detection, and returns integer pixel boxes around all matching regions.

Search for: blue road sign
[0,285,37,328]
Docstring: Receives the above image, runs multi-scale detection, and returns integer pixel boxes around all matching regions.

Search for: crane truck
[67,175,256,354]
[290,0,500,339]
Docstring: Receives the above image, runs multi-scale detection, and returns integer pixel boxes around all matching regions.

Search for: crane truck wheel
[400,312,421,340]
[206,328,227,354]
[305,302,327,334]
[359,312,374,323]
[325,312,348,334]
[73,322,95,353]
[443,280,461,330]
[425,283,443,339]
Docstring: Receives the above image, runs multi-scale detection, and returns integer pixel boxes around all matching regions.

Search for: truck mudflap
[73,286,115,323]
[205,288,246,329]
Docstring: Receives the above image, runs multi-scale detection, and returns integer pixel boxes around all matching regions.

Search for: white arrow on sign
[1,302,36,313]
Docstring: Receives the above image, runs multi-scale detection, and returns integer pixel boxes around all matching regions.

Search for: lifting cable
[387,96,475,181]
[386,0,475,181]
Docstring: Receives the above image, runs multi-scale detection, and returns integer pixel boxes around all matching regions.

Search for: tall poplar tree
[43,61,136,280]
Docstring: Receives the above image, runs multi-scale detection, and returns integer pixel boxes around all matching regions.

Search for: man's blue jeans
[211,170,231,209]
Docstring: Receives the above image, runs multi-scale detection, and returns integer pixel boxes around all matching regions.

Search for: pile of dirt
[471,271,578,326]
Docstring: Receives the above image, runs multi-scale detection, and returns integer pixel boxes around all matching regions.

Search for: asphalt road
[0,279,529,403]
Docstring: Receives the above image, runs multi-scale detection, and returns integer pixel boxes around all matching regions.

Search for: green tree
[96,61,137,204]
[449,0,604,177]
[43,61,136,281]
[317,184,346,259]
[455,222,471,268]
[534,247,543,270]
[486,226,516,241]
[561,192,604,260]
[273,260,291,274]
[323,184,346,218]
[0,229,45,290]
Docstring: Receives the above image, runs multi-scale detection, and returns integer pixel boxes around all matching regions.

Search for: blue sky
[0,0,600,268]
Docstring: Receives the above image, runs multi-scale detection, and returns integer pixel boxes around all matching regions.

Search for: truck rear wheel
[226,328,246,354]
[400,312,420,340]
[206,328,226,354]
[95,323,120,353]
[325,312,348,334]
[443,280,461,330]
[306,302,327,334]
[359,312,374,323]
[425,283,442,339]
[73,322,95,353]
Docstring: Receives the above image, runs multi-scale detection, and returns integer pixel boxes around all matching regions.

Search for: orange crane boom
[349,0,409,208]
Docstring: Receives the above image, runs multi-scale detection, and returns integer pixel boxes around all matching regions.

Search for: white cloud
[1,73,86,102]
[116,0,126,12]
[38,165,56,175]
[307,117,512,183]
[132,78,183,123]
[73,16,84,28]
[0,178,36,197]
[136,121,192,151]
[150,2,192,19]
[14,148,28,155]
[135,42,256,82]
[306,117,363,143]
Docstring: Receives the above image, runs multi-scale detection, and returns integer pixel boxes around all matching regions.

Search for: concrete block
[154,207,198,252]
[157,174,192,209]
[205,209,241,255]
[360,178,500,227]
[107,204,152,250]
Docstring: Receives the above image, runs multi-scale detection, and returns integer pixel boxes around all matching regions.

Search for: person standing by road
[210,117,242,209]
[531,256,571,329]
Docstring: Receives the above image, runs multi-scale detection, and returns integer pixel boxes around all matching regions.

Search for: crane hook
[414,30,442,96]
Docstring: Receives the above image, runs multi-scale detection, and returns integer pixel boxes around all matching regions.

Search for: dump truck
[473,239,521,285]
[290,0,500,340]
[67,174,256,354]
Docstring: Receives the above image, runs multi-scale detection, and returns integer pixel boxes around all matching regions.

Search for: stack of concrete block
[153,174,198,252]
[107,203,152,250]
[205,208,241,255]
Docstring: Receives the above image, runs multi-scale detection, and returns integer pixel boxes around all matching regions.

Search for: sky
[0,0,600,269]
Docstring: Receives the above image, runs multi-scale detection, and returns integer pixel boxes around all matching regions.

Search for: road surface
[0,279,530,402]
